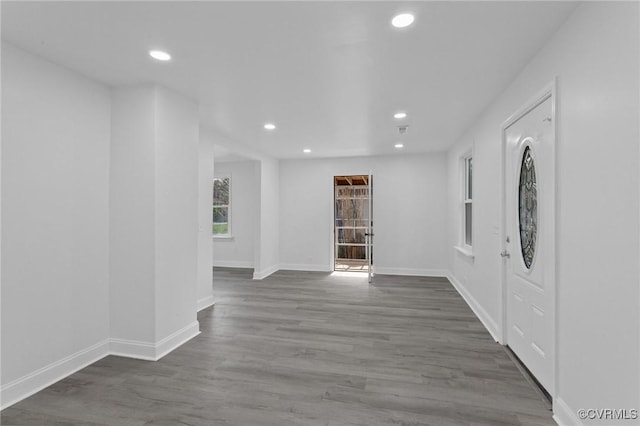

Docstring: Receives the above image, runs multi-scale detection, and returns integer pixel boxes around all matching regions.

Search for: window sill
[454,245,475,260]
[213,235,234,241]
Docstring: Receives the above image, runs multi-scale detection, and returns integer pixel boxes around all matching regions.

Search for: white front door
[504,94,554,393]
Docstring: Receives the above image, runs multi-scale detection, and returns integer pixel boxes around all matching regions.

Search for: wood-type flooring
[1,268,553,425]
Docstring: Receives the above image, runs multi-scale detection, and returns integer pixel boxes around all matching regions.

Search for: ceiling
[2,1,579,160]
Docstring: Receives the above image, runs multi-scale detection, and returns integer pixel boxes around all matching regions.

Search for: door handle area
[500,250,510,258]
[365,233,374,237]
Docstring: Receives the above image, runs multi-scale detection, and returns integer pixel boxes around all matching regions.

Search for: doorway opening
[334,175,370,272]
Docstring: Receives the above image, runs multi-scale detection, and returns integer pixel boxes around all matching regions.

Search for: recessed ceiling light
[392,13,415,28]
[394,112,407,119]
[394,143,404,148]
[149,50,171,61]
[264,123,276,130]
[303,149,311,153]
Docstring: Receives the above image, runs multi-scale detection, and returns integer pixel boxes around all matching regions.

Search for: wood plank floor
[2,268,554,425]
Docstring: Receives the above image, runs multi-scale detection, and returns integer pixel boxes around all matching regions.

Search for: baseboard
[197,295,215,312]
[109,338,157,361]
[446,272,501,341]
[213,260,254,268]
[279,263,332,272]
[275,265,448,276]
[375,267,448,277]
[0,339,109,410]
[253,264,279,280]
[109,321,201,361]
[552,397,582,426]
[1,322,201,410]
[155,321,200,360]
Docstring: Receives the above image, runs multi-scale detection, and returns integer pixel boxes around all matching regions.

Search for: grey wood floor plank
[1,268,554,425]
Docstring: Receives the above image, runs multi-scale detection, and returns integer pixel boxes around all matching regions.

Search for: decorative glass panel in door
[518,146,537,268]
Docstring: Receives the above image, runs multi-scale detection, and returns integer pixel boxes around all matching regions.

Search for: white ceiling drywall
[2,1,578,159]
[213,145,254,163]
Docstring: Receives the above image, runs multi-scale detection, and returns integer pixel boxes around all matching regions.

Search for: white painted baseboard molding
[110,321,201,361]
[253,264,279,280]
[213,260,254,269]
[155,321,201,360]
[197,295,215,312]
[446,273,501,342]
[279,263,332,272]
[0,339,110,410]
[109,338,157,361]
[553,397,582,426]
[375,267,448,277]
[1,322,201,410]
[278,265,446,276]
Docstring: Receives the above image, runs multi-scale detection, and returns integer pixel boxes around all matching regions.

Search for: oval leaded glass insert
[518,146,537,269]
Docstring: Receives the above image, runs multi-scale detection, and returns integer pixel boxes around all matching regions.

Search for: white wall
[254,158,280,279]
[446,3,639,424]
[1,42,111,405]
[213,160,257,269]
[279,153,448,275]
[153,87,199,341]
[110,85,199,359]
[205,131,280,279]
[197,129,214,311]
[109,86,157,344]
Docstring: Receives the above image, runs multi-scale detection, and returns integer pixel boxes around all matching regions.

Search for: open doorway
[334,175,370,273]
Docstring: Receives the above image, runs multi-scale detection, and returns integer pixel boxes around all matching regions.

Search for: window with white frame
[463,155,473,248]
[213,177,231,237]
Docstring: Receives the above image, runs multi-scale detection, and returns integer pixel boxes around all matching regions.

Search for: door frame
[331,172,372,274]
[500,80,557,398]
[367,172,374,283]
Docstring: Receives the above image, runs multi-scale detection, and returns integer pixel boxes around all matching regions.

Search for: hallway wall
[1,42,111,406]
[446,3,639,424]
[254,158,281,279]
[197,130,215,311]
[279,153,448,275]
[109,84,200,354]
[213,160,257,269]
[1,43,205,408]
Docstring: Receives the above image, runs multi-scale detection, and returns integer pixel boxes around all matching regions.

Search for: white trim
[500,80,557,397]
[375,267,448,277]
[367,171,374,283]
[109,338,157,361]
[1,322,201,409]
[447,273,501,342]
[270,265,447,278]
[213,235,234,240]
[155,321,200,360]
[252,264,279,280]
[0,339,109,410]
[552,397,582,426]
[454,245,475,260]
[109,321,200,361]
[213,260,254,268]
[279,263,332,272]
[197,295,215,312]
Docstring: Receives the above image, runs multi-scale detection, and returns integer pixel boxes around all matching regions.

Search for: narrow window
[213,177,230,237]
[463,156,473,248]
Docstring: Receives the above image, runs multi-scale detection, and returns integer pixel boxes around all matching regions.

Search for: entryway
[501,84,556,397]
[334,175,374,281]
